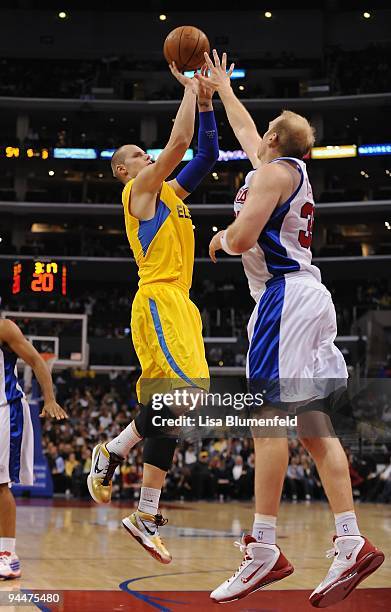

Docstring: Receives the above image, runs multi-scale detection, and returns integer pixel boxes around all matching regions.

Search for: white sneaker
[87,442,123,504]
[0,552,21,580]
[310,534,384,608]
[210,534,294,603]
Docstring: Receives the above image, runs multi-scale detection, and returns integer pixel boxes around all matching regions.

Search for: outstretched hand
[169,61,198,94]
[169,61,216,102]
[40,400,68,420]
[194,50,235,95]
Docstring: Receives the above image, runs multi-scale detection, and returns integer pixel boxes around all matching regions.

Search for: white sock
[0,537,15,554]
[138,487,161,516]
[334,511,361,537]
[106,422,142,458]
[252,513,277,545]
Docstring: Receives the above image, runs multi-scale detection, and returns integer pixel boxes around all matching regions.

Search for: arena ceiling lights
[7,144,391,162]
[218,149,248,161]
[53,148,97,160]
[100,149,249,162]
[311,145,357,159]
[147,148,194,161]
[184,69,246,79]
[358,144,391,156]
[311,143,391,159]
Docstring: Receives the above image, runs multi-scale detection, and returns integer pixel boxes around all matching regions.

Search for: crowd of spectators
[1,184,390,208]
[326,44,391,96]
[325,279,391,332]
[3,277,391,367]
[0,58,114,99]
[1,171,390,206]
[5,277,391,329]
[3,223,391,259]
[1,279,252,347]
[1,45,390,101]
[40,373,391,503]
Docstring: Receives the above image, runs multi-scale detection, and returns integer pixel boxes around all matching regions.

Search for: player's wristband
[220,230,239,256]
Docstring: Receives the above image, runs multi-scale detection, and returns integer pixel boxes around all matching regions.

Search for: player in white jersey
[196,52,384,607]
[0,317,67,579]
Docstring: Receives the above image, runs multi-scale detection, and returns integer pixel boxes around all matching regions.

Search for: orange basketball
[163,26,210,72]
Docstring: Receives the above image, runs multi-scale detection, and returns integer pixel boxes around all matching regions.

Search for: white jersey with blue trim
[0,343,25,407]
[233,157,321,301]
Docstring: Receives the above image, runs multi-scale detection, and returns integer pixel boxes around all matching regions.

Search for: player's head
[257,110,315,162]
[111,145,153,183]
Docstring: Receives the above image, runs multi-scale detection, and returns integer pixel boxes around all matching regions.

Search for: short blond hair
[273,110,315,159]
[111,145,128,177]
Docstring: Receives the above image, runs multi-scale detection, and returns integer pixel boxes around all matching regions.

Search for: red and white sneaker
[0,552,21,580]
[310,535,385,608]
[210,534,294,604]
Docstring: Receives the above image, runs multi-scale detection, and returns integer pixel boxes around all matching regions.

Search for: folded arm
[209,163,286,261]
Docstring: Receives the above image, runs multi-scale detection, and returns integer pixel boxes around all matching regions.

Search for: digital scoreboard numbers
[12,261,68,296]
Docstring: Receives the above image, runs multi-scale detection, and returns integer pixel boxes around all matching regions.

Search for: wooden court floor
[2,499,390,611]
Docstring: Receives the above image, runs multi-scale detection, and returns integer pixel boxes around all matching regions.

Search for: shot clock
[12,261,68,296]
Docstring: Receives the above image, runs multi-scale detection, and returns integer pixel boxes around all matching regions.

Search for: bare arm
[198,51,262,169]
[209,163,287,261]
[0,319,67,419]
[130,77,197,220]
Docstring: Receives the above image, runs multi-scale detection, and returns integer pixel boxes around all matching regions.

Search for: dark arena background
[0,1,390,611]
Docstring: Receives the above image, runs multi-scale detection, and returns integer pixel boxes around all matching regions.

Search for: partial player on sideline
[196,50,385,608]
[0,317,67,580]
[87,63,218,564]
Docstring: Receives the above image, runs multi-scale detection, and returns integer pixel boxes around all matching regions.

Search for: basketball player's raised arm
[168,64,220,200]
[0,319,67,420]
[131,72,197,218]
[197,51,262,169]
[209,164,285,261]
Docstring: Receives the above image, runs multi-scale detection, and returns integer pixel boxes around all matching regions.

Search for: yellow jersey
[122,179,194,291]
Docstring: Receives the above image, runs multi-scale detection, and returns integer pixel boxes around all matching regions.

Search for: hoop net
[39,352,57,373]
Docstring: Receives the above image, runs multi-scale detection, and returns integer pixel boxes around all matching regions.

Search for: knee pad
[134,401,177,438]
[143,437,177,472]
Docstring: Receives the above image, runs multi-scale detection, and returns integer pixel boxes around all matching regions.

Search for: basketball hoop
[39,352,57,373]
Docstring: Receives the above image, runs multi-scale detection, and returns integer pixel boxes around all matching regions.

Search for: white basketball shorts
[246,271,348,403]
[0,397,34,485]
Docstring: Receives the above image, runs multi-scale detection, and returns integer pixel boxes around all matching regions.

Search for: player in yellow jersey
[88,64,219,563]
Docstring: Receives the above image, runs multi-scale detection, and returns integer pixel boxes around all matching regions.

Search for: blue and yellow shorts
[131,283,210,402]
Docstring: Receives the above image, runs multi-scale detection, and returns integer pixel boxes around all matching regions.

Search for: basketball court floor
[3,499,389,611]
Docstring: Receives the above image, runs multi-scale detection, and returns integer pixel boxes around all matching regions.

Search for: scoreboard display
[12,261,68,296]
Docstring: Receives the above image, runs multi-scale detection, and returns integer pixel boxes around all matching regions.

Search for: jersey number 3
[298,202,314,248]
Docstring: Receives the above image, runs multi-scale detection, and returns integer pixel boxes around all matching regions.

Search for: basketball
[163,25,210,72]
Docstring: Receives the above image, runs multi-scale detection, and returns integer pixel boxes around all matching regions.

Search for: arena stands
[41,373,391,503]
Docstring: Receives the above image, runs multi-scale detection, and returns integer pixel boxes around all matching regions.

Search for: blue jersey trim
[9,398,24,484]
[258,159,304,277]
[248,279,285,380]
[138,200,170,256]
[148,298,196,387]
[269,157,304,208]
[248,279,285,401]
[1,346,23,404]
